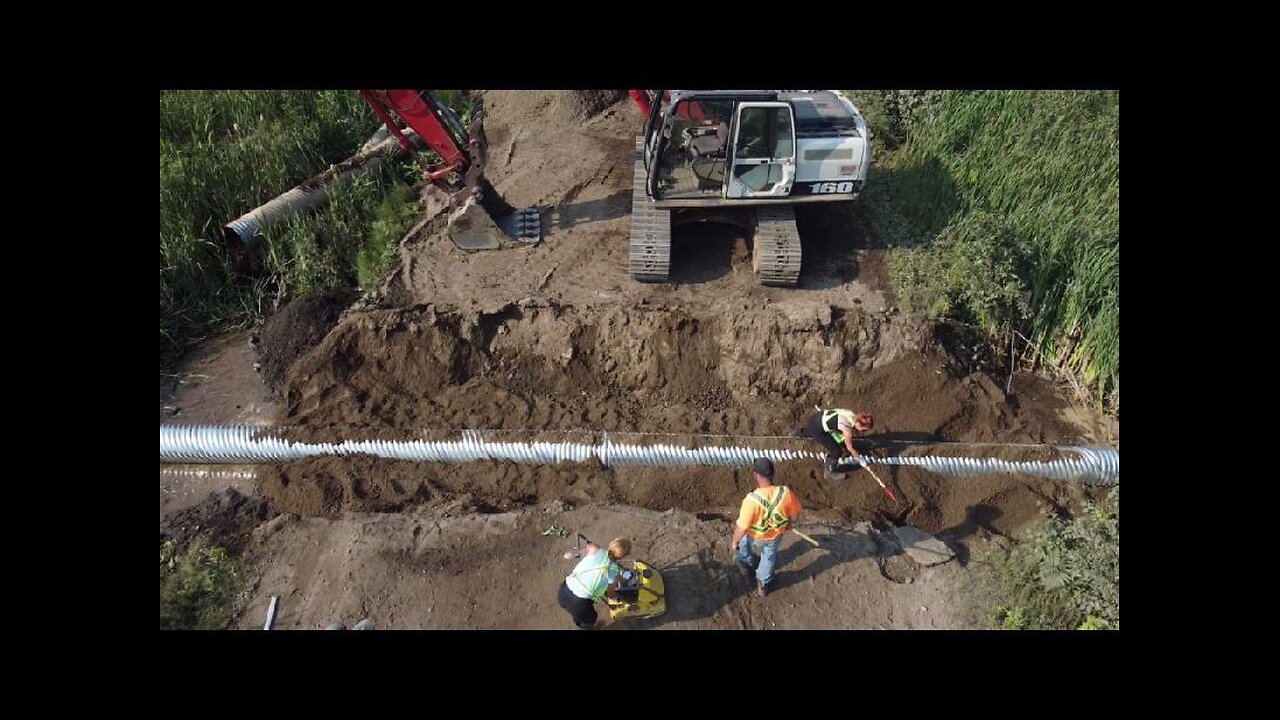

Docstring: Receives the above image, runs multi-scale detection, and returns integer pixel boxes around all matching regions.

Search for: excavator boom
[359,89,541,249]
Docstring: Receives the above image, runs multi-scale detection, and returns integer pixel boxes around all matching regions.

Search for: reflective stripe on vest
[748,486,791,536]
[823,409,856,444]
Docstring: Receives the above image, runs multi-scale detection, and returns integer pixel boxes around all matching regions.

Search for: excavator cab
[630,90,869,287]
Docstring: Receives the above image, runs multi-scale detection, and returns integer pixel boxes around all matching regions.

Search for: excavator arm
[358,89,473,191]
[222,89,539,265]
[358,89,540,249]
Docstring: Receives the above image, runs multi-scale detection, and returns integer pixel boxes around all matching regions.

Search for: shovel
[861,461,899,504]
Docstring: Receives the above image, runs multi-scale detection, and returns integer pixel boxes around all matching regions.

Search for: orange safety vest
[746,486,792,540]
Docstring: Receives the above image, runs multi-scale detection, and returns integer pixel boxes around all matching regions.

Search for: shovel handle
[863,466,900,504]
[791,528,821,546]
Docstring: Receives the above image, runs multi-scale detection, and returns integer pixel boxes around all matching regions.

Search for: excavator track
[629,136,671,282]
[753,205,802,286]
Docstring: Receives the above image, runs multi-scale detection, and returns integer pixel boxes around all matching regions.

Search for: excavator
[627,90,871,286]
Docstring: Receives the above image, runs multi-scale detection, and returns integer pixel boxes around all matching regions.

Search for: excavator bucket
[446,104,541,250]
[447,195,541,250]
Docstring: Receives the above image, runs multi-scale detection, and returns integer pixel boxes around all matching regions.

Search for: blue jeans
[737,535,782,586]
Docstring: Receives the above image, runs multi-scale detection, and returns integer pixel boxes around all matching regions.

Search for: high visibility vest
[567,551,619,601]
[747,486,792,538]
[823,409,857,444]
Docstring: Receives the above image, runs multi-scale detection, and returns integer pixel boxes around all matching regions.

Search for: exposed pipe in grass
[222,130,420,250]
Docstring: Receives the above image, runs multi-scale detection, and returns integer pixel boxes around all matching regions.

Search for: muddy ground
[237,505,967,630]
[160,90,1118,630]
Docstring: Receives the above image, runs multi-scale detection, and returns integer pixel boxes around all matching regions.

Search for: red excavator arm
[222,89,538,259]
[358,89,475,190]
[357,89,540,249]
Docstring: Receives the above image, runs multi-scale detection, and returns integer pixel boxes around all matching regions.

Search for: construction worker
[801,408,874,474]
[557,537,632,629]
[730,458,803,598]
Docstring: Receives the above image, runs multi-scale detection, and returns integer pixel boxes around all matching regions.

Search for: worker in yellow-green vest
[557,537,632,629]
[801,407,874,474]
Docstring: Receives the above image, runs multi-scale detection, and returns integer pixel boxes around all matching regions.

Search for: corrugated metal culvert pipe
[222,128,415,249]
[160,425,1119,485]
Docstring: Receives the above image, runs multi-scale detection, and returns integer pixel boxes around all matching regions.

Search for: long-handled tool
[812,404,896,504]
[832,455,899,504]
[791,528,821,547]
[861,461,899,504]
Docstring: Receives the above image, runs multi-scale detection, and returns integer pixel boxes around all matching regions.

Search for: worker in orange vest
[729,458,803,598]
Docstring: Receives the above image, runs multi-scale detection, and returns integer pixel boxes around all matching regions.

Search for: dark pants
[557,581,598,629]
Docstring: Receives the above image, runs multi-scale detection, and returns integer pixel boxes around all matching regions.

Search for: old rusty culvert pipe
[159,425,1119,486]
[222,129,418,250]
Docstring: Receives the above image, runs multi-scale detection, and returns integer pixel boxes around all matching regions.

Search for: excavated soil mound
[276,300,1079,441]
[254,289,357,392]
[566,90,629,119]
[259,286,1105,540]
[160,487,276,555]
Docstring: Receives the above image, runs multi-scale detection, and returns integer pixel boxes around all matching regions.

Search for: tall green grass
[966,488,1119,630]
[160,89,424,368]
[358,183,420,292]
[861,90,1118,410]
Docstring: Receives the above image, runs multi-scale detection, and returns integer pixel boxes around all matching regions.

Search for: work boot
[756,582,769,598]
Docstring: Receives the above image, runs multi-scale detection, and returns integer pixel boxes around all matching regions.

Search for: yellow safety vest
[823,409,857,444]
[567,551,620,601]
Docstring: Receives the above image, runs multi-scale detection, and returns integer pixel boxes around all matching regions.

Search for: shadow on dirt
[552,190,631,231]
[667,224,747,286]
[609,527,878,628]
